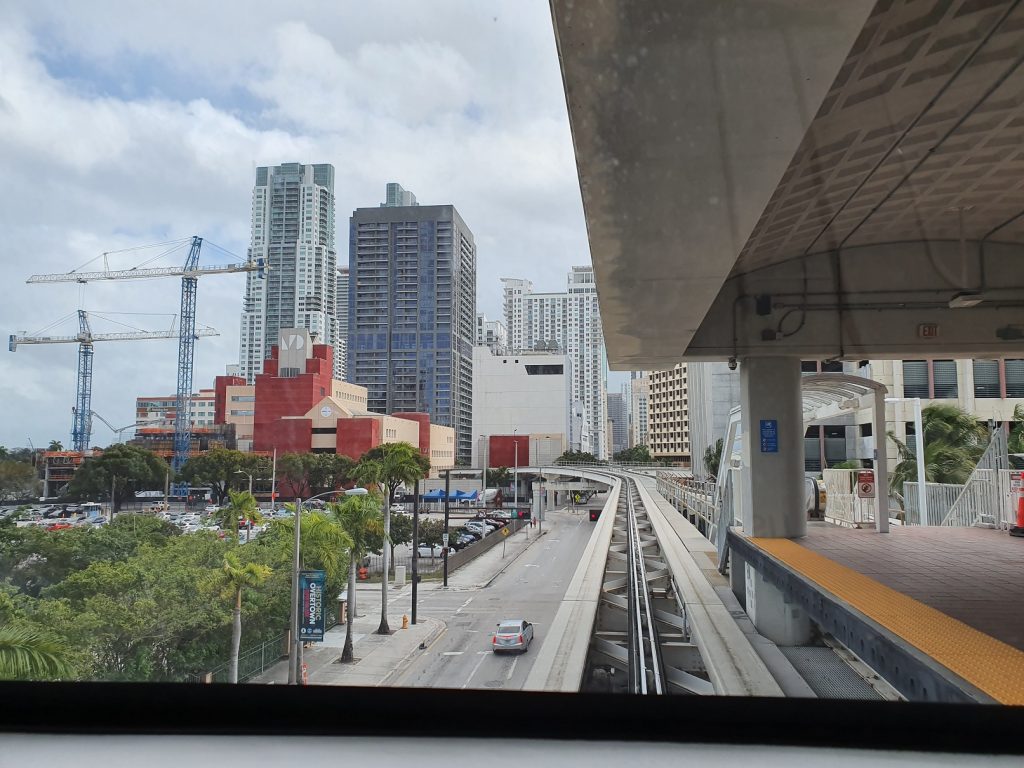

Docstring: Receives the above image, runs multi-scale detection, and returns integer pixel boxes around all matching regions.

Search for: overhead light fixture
[949,292,983,309]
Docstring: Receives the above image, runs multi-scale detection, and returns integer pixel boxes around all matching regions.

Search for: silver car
[492,619,534,654]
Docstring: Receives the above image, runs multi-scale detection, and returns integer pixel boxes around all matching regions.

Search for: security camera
[728,357,737,371]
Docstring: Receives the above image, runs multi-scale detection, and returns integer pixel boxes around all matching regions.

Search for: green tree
[367,512,413,577]
[0,461,38,501]
[217,552,271,684]
[613,445,653,464]
[64,444,169,513]
[352,443,429,635]
[213,490,263,541]
[703,438,724,480]
[1009,404,1024,459]
[486,466,512,487]
[42,533,232,680]
[47,440,63,452]
[418,518,445,549]
[328,494,385,663]
[267,508,352,587]
[0,623,74,680]
[181,448,270,506]
[888,404,988,492]
[555,450,601,465]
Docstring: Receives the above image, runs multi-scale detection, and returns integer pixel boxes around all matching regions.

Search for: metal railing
[903,470,1016,528]
[942,429,1012,528]
[183,633,286,684]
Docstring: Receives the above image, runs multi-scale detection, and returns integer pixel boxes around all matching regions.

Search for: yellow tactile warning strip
[750,537,1024,705]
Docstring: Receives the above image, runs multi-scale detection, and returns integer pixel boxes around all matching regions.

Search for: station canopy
[551,0,1024,368]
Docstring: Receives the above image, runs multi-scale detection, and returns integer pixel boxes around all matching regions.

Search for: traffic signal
[589,509,601,522]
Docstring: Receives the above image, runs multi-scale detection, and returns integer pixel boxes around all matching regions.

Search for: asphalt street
[391,506,596,690]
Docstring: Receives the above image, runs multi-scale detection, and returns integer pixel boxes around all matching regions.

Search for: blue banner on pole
[299,569,326,642]
[760,419,779,453]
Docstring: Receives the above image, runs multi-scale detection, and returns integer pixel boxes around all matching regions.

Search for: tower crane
[9,310,219,453]
[26,236,264,493]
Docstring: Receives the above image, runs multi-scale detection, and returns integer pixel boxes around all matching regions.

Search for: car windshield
[498,623,523,634]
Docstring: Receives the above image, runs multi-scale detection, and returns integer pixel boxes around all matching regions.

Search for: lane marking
[461,652,488,688]
[441,651,463,656]
[455,597,473,614]
[506,656,519,681]
[524,564,539,568]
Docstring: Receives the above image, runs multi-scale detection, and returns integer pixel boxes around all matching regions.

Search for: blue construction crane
[10,310,219,452]
[25,237,263,491]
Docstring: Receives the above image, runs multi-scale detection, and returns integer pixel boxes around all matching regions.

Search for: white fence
[821,469,877,528]
[904,469,1017,528]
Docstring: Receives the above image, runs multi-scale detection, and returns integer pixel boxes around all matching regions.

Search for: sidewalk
[250,513,558,687]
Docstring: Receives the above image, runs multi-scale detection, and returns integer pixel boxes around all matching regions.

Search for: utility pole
[443,469,450,588]
[110,473,116,521]
[288,497,302,685]
[270,448,277,511]
[411,478,420,625]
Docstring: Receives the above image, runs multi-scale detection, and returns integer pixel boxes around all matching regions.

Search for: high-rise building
[607,392,628,456]
[382,182,418,208]
[475,313,508,351]
[629,375,650,448]
[648,363,690,465]
[500,267,608,458]
[501,277,533,352]
[335,267,349,380]
[239,162,340,383]
[349,184,476,463]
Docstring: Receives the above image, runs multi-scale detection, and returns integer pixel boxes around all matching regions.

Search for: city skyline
[0,3,591,448]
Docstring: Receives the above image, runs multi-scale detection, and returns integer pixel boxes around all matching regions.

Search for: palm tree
[272,508,353,587]
[0,624,74,680]
[888,404,988,492]
[329,494,386,662]
[219,552,271,683]
[47,440,63,452]
[1009,404,1024,458]
[215,490,262,540]
[703,438,723,481]
[353,443,429,635]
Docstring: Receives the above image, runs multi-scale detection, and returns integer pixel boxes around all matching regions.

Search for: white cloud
[0,2,591,449]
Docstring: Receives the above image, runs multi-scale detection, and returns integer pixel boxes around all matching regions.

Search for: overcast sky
[0,1,638,449]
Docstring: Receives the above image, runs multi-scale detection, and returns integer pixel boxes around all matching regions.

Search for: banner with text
[299,569,326,642]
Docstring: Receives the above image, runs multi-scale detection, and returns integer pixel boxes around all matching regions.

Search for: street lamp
[886,397,927,525]
[480,434,488,500]
[513,428,519,519]
[234,469,254,496]
[288,485,368,685]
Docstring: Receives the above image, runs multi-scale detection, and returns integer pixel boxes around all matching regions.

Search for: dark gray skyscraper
[239,162,340,382]
[349,184,476,462]
[607,392,628,456]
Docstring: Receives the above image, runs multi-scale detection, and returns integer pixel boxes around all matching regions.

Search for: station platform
[729,523,1024,705]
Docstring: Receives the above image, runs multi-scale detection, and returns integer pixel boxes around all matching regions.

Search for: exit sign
[918,323,939,339]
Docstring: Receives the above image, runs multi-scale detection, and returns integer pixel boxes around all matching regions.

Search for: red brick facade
[336,418,382,460]
[213,375,245,425]
[252,344,334,452]
[487,435,530,468]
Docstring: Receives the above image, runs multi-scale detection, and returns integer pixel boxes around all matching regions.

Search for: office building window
[902,361,928,398]
[932,360,958,399]
[1007,359,1024,398]
[973,360,1000,399]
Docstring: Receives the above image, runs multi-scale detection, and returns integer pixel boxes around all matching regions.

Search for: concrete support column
[739,357,806,539]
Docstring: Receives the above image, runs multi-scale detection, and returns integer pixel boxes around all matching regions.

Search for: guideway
[526,467,781,696]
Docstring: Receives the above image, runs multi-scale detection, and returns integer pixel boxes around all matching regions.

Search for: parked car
[204,505,220,513]
[492,619,534,654]
[417,544,443,558]
[458,528,483,541]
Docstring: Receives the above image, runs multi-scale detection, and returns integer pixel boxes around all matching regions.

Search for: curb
[376,617,447,687]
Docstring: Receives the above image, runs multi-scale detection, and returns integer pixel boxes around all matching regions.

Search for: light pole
[886,397,928,525]
[443,469,451,588]
[288,485,368,685]
[235,469,254,496]
[513,428,519,517]
[480,434,488,500]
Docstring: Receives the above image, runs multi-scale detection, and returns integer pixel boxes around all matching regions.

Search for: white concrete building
[687,361,741,476]
[629,375,650,448]
[475,313,508,351]
[239,163,340,383]
[501,267,609,459]
[471,346,572,467]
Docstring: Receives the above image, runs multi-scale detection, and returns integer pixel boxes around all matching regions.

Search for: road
[391,506,595,690]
